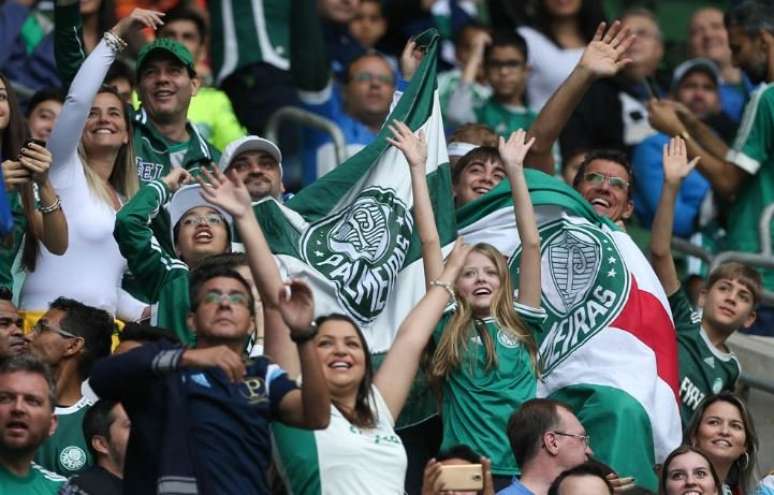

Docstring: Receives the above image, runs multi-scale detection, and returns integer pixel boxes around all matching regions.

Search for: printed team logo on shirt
[510,219,629,376]
[301,187,413,325]
[712,377,724,393]
[497,329,522,348]
[136,157,166,182]
[241,376,269,406]
[60,445,87,471]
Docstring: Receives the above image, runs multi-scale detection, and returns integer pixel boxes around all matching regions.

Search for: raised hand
[442,237,473,280]
[162,167,192,193]
[498,129,535,174]
[400,38,426,81]
[19,143,53,186]
[198,167,252,219]
[111,8,165,39]
[663,136,700,186]
[387,121,427,171]
[2,160,31,190]
[277,279,316,338]
[579,21,635,78]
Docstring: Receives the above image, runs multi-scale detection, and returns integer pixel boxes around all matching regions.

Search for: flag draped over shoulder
[253,29,456,353]
[457,170,681,491]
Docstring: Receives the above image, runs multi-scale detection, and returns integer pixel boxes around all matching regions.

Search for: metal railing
[264,106,348,167]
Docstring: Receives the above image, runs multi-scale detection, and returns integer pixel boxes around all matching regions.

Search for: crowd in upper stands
[0,0,773,494]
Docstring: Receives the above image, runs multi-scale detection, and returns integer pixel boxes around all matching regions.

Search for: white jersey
[273,385,407,494]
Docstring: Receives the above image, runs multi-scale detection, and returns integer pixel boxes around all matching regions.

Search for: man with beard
[0,355,65,493]
[219,136,284,202]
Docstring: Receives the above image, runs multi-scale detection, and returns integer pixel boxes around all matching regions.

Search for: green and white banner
[253,29,456,353]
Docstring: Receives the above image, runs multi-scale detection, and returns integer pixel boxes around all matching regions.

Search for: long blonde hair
[429,243,539,386]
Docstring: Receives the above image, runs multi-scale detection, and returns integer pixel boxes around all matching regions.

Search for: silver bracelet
[38,195,61,214]
[103,31,127,53]
[430,279,455,302]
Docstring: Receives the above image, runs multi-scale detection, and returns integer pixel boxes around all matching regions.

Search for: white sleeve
[48,39,118,188]
[115,288,149,322]
[446,82,478,127]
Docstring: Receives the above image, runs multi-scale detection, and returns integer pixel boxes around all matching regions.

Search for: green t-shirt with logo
[475,99,537,138]
[0,463,65,494]
[725,83,774,291]
[434,302,546,476]
[670,289,741,427]
[34,397,93,476]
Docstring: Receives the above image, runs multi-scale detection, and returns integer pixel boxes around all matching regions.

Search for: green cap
[136,38,195,76]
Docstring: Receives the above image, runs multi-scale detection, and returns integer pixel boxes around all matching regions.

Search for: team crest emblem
[497,329,521,348]
[511,218,629,376]
[60,446,87,471]
[302,187,413,324]
[712,377,724,393]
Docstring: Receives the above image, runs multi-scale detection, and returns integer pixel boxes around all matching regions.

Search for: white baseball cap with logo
[217,135,283,177]
[166,184,233,245]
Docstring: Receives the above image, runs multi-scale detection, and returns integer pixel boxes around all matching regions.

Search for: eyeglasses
[0,317,23,329]
[351,72,394,85]
[202,291,250,308]
[181,213,225,227]
[486,59,525,70]
[583,172,630,192]
[30,320,80,339]
[553,431,591,447]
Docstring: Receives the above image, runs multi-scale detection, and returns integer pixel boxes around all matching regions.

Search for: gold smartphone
[437,464,484,491]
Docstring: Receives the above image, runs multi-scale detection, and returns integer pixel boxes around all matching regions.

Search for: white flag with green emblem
[457,170,682,492]
[253,30,455,353]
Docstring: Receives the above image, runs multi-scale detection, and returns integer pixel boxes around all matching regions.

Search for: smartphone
[24,139,46,149]
[438,464,484,491]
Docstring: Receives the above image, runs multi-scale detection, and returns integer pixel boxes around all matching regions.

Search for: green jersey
[725,83,774,290]
[671,289,741,426]
[0,463,65,494]
[475,99,537,138]
[434,302,546,476]
[114,180,194,345]
[34,397,93,476]
[437,69,491,124]
[209,0,291,84]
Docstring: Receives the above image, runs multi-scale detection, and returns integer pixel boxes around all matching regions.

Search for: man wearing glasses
[89,264,330,495]
[26,298,114,477]
[0,289,26,358]
[498,399,593,495]
[571,149,636,227]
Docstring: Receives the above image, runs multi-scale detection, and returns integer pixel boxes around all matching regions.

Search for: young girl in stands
[389,122,544,490]
[198,165,482,494]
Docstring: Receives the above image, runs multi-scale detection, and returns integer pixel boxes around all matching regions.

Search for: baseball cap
[218,135,283,177]
[671,58,720,93]
[136,38,196,77]
[166,184,233,245]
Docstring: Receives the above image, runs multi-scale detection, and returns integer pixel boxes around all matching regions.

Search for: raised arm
[387,121,444,287]
[374,238,471,420]
[48,9,164,184]
[524,21,634,173]
[445,30,490,127]
[500,130,541,308]
[649,137,700,296]
[274,279,331,429]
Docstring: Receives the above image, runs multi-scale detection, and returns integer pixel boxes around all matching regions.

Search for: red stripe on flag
[611,276,680,399]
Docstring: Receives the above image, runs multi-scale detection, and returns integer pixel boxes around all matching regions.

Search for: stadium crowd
[0,0,773,494]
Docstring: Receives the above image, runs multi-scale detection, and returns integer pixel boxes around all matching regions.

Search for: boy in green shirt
[447,31,536,137]
[649,136,761,426]
[0,355,66,494]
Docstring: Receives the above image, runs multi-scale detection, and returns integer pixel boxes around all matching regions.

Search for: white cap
[447,141,479,158]
[218,135,283,176]
[166,184,233,244]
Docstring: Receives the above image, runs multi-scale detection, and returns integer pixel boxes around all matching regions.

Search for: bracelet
[38,196,61,214]
[290,322,318,344]
[430,279,455,302]
[103,31,127,53]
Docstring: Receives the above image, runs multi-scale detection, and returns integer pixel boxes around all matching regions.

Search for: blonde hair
[429,243,539,387]
[79,86,139,204]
